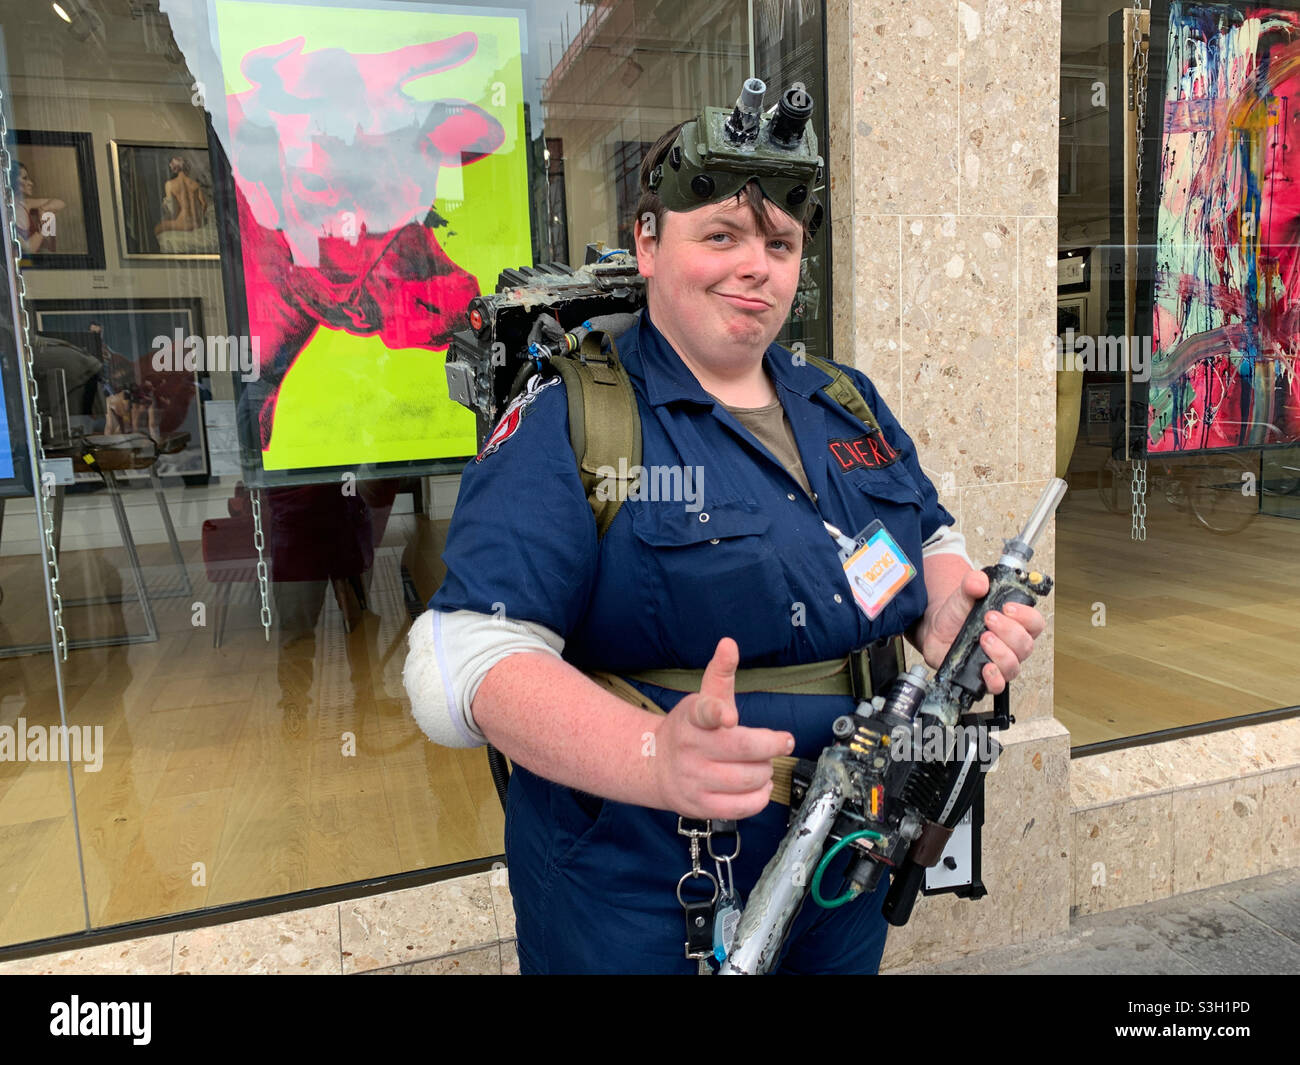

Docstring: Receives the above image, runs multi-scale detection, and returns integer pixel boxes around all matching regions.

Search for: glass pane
[0,206,87,946]
[0,0,825,943]
[1058,0,1300,745]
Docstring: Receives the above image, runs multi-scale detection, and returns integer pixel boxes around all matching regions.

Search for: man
[413,117,1045,974]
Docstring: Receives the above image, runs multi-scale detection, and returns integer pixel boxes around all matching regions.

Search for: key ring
[706,825,741,862]
[676,868,719,908]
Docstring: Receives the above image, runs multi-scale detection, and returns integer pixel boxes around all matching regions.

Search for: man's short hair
[632,121,812,250]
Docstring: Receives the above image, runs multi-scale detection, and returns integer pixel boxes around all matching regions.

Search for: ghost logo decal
[476,377,561,462]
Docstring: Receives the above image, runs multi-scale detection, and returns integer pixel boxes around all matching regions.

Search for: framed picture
[207,0,530,486]
[0,189,34,498]
[29,299,210,480]
[109,141,220,260]
[10,130,106,271]
[0,310,35,500]
[1136,1,1300,454]
[1057,295,1088,338]
[1057,248,1091,293]
[1086,384,1119,445]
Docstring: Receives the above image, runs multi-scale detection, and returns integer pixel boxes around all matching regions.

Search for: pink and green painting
[1151,2,1300,451]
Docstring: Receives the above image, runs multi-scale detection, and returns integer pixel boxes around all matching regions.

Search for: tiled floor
[0,871,518,976]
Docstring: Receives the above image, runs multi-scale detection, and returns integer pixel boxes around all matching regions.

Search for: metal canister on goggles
[647,78,825,237]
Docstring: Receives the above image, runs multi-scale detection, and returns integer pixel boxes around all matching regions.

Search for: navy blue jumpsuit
[431,306,956,974]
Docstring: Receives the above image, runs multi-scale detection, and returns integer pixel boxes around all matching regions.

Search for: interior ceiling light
[52,3,72,22]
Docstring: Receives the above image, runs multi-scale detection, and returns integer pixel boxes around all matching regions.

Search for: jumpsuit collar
[627,306,845,505]
[632,304,837,409]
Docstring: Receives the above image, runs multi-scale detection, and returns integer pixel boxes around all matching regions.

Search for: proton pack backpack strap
[550,329,642,539]
[551,343,877,537]
[804,353,882,435]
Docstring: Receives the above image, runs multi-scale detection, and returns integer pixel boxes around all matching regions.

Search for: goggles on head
[646,78,825,239]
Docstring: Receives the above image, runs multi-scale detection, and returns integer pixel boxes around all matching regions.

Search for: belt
[586,635,906,807]
[619,634,905,700]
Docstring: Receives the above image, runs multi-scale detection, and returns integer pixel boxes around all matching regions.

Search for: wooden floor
[0,512,502,949]
[0,466,1296,948]
[1055,446,1300,745]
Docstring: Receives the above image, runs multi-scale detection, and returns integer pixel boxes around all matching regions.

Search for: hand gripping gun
[718,478,1068,975]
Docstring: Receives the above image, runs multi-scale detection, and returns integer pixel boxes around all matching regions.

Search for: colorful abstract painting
[211,0,530,473]
[1151,2,1300,452]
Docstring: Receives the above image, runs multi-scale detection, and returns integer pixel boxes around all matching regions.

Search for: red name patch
[829,432,900,472]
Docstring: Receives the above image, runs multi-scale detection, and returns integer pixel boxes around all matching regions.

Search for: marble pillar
[827,0,1070,965]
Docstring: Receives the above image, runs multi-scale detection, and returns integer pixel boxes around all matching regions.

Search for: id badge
[838,520,917,620]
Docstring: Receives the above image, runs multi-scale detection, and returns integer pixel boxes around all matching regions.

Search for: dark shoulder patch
[475,375,562,463]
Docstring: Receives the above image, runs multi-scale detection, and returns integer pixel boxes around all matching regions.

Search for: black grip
[952,580,1037,693]
[882,860,926,927]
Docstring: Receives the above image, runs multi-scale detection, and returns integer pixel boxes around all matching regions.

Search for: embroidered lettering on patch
[828,432,901,472]
[476,376,561,462]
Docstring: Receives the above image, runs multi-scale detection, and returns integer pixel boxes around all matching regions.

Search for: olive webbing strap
[625,656,855,696]
[804,353,882,435]
[586,670,802,807]
[552,331,642,539]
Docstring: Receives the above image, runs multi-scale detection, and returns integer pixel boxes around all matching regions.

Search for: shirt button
[812,492,819,502]
[787,493,797,501]
[709,538,720,545]
[833,594,843,604]
[698,512,710,523]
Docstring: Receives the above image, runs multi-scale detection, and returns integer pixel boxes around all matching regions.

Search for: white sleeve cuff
[403,608,565,749]
[921,524,974,568]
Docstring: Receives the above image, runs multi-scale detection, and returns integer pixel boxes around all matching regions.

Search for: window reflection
[1057,1,1300,745]
[0,0,829,947]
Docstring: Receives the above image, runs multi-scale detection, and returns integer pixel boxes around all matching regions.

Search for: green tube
[811,829,885,908]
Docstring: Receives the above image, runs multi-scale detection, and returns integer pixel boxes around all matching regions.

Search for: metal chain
[1131,1,1151,221]
[1130,0,1151,541]
[0,91,67,658]
[1131,459,1148,541]
[251,487,272,639]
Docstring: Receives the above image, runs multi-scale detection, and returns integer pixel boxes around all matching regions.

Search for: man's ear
[633,212,657,279]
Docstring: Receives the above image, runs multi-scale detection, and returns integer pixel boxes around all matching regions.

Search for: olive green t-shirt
[720,397,814,499]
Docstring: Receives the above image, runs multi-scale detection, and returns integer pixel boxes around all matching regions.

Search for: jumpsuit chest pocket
[628,500,793,660]
[844,463,925,510]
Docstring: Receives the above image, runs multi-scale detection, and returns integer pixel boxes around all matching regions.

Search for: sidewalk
[886,866,1300,975]
[2,865,1296,975]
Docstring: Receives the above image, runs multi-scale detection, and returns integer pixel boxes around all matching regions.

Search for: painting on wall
[1058,295,1088,337]
[0,294,33,499]
[1144,1,1300,453]
[9,130,106,271]
[110,141,220,259]
[207,0,532,485]
[30,299,210,481]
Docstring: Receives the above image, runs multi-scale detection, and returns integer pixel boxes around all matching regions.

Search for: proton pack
[443,241,881,538]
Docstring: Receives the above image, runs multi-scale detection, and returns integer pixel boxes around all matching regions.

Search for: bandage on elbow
[402,608,564,749]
